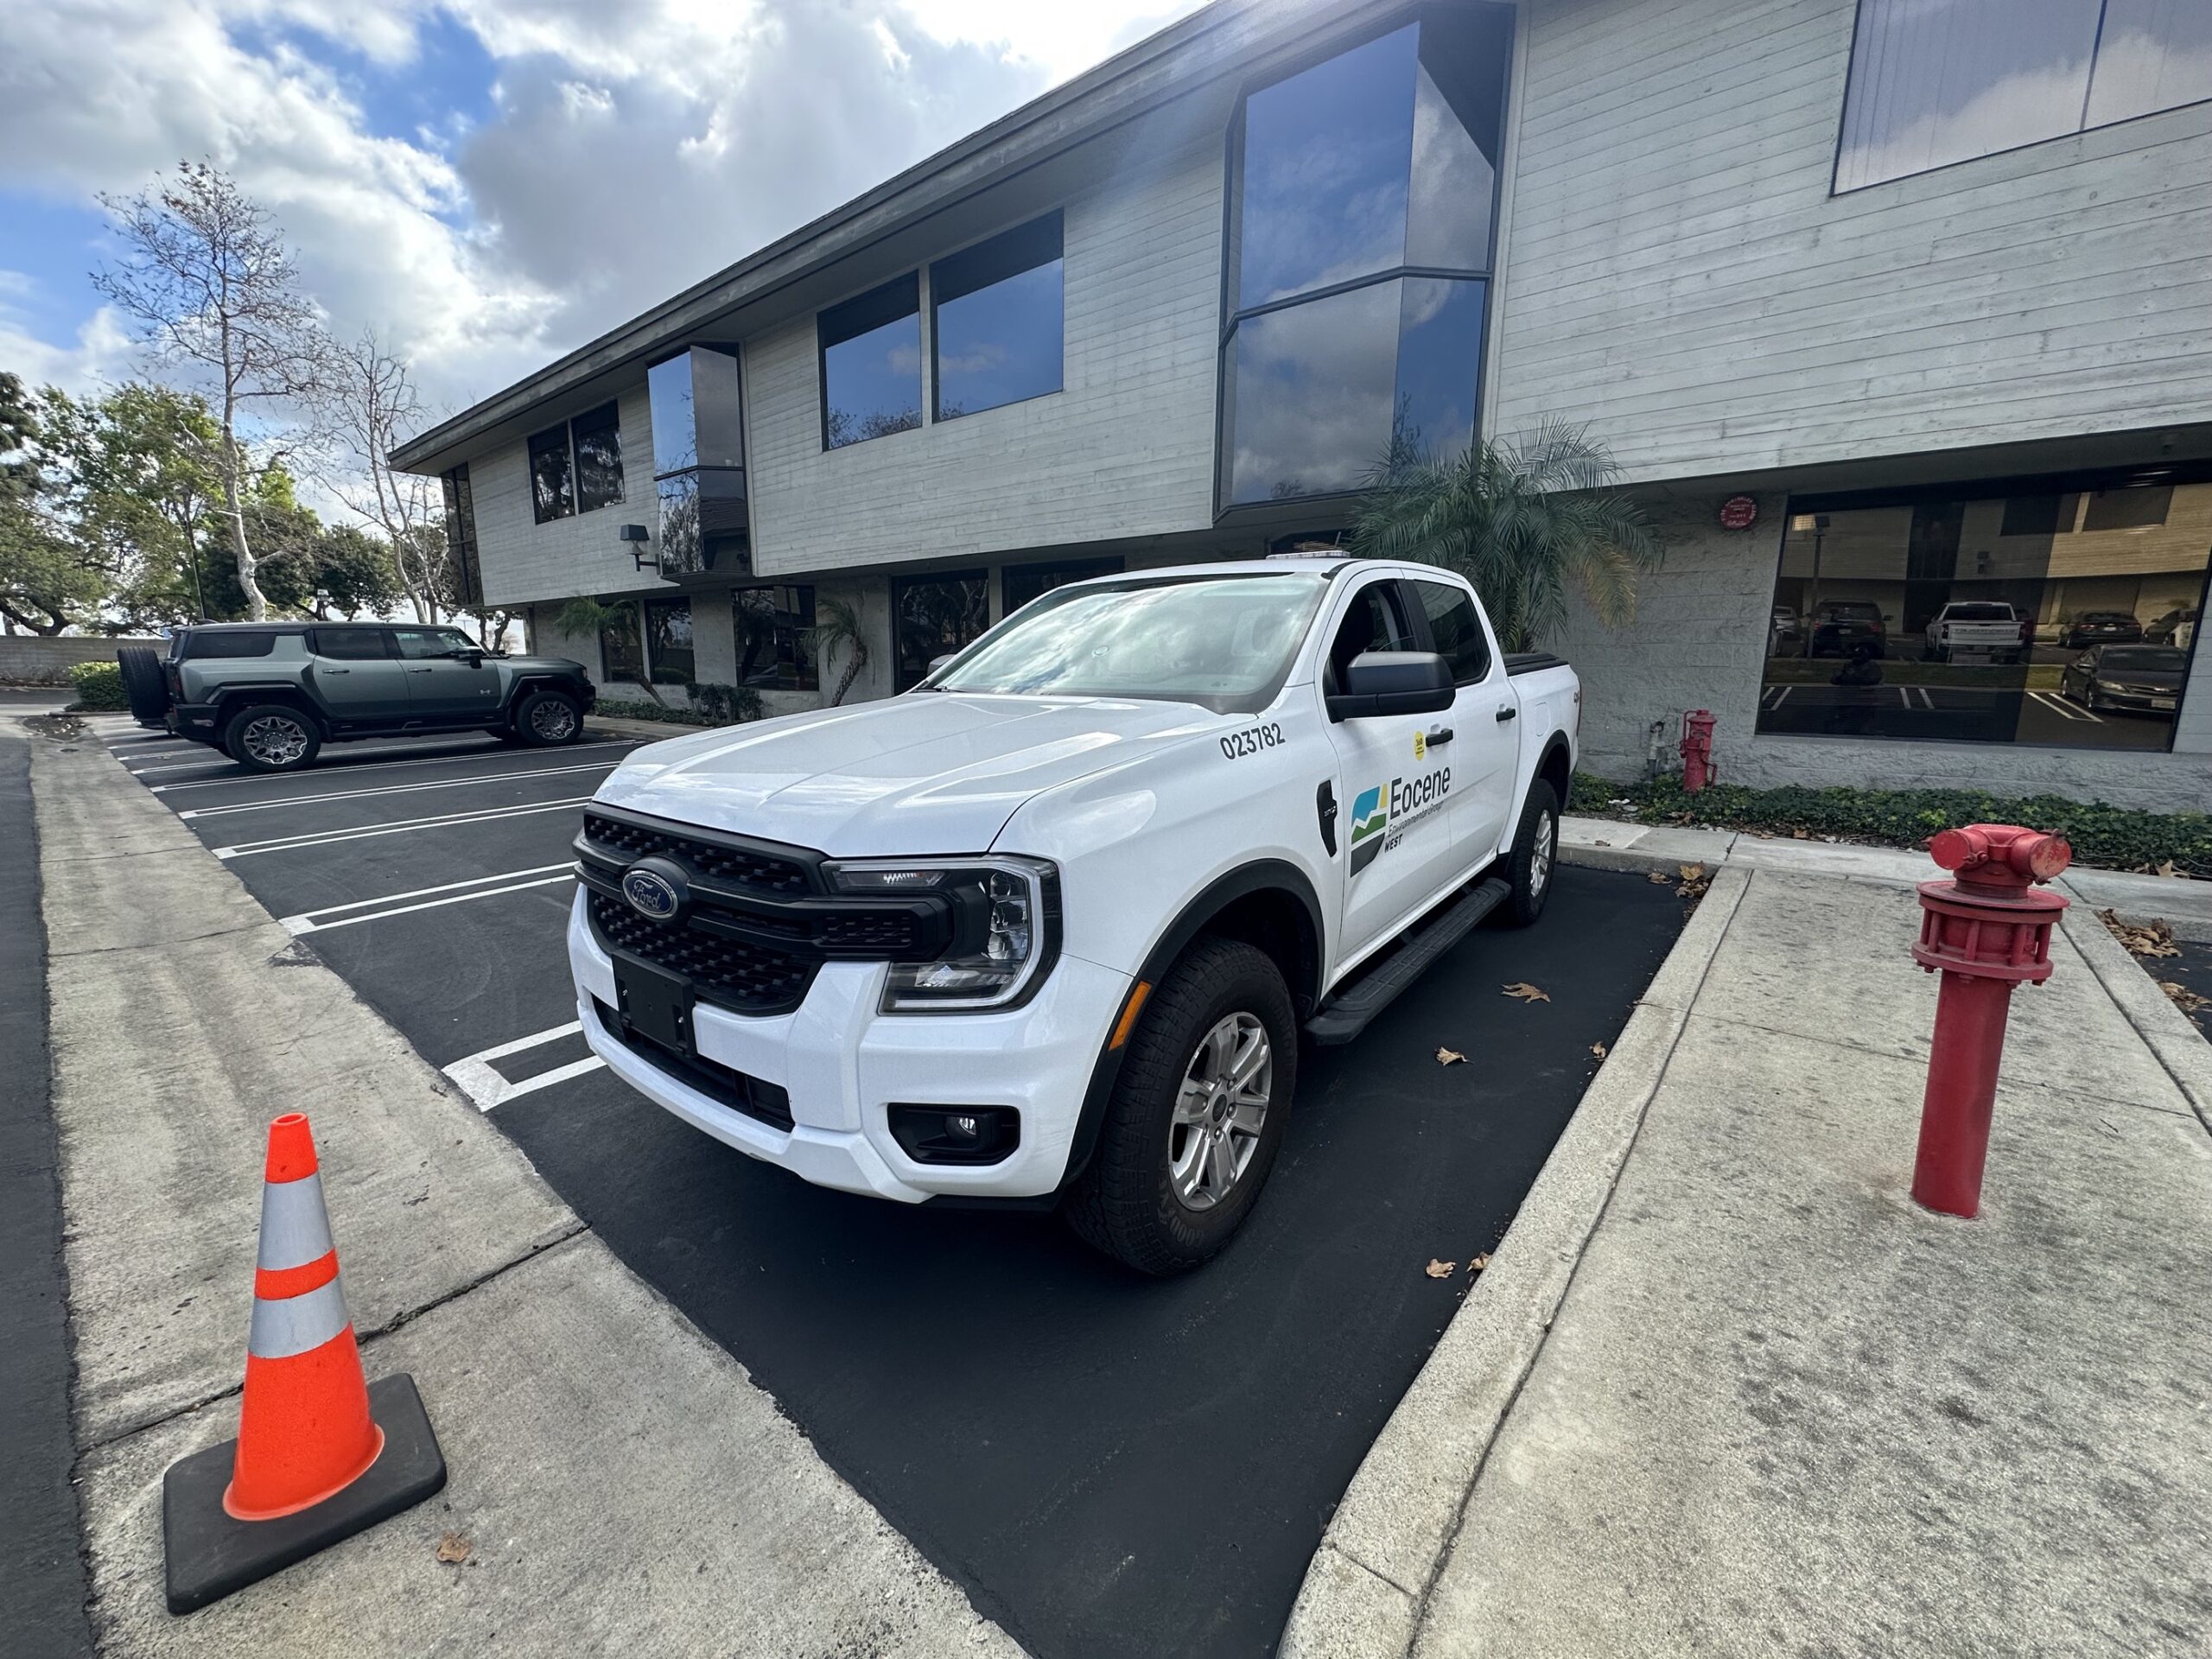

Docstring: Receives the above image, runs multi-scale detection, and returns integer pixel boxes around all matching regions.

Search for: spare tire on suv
[117,646,171,729]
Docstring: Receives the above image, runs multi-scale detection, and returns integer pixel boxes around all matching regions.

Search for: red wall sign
[1719,495,1759,531]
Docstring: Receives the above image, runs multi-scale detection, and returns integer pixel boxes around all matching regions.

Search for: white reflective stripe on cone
[247,1274,354,1360]
[255,1171,336,1272]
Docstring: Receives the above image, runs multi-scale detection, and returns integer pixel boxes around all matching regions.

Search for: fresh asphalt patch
[99,720,1686,1658]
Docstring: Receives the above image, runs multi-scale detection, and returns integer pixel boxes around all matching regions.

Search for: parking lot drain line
[213,797,597,859]
[181,761,623,819]
[283,869,576,935]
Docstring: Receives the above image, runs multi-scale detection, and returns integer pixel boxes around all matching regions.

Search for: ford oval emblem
[621,866,682,920]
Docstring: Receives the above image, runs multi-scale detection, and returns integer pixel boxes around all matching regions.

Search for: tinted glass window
[571,402,624,513]
[1003,557,1122,615]
[311,628,391,660]
[441,465,482,606]
[528,424,574,524]
[734,586,817,691]
[894,570,989,691]
[648,346,743,476]
[930,575,1331,712]
[644,596,694,684]
[1836,0,2212,192]
[1413,580,1491,683]
[933,214,1064,421]
[1326,582,1418,690]
[393,628,474,659]
[600,604,643,683]
[1757,473,2210,753]
[821,276,922,449]
[181,629,283,659]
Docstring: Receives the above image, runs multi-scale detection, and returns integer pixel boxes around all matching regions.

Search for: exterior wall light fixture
[619,524,656,572]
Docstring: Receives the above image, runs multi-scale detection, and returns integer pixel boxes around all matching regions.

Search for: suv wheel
[225,704,321,772]
[1500,779,1560,927]
[512,689,582,747]
[1065,937,1296,1275]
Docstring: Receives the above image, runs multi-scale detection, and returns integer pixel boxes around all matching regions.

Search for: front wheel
[1064,938,1296,1275]
[1499,779,1560,928]
[224,704,321,772]
[512,689,582,747]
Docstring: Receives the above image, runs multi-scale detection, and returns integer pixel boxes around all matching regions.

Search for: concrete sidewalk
[1286,854,2212,1656]
[22,715,1019,1656]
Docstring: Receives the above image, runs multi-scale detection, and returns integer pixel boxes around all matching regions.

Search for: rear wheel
[1500,779,1560,928]
[512,689,582,747]
[224,704,321,772]
[1065,938,1295,1275]
[116,646,170,728]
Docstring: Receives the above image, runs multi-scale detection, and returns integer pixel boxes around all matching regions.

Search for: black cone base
[162,1371,447,1615]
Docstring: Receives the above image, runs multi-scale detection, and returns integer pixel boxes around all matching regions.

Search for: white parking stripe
[280,866,577,934]
[441,1020,603,1111]
[181,760,620,819]
[149,739,637,793]
[213,796,595,859]
[2030,689,2101,723]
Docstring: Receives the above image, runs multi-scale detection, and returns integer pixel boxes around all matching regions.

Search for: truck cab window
[1327,583,1416,691]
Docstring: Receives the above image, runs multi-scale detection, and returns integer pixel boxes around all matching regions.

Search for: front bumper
[567,890,1128,1202]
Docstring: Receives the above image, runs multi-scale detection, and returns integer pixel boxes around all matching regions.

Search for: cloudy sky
[0,0,1205,429]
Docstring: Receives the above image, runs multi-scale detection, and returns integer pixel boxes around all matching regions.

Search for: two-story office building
[392,0,2212,811]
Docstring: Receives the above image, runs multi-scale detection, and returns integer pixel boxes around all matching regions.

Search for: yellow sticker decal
[1413,729,1427,761]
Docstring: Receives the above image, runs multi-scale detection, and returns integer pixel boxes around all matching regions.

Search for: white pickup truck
[1924,601,2029,664]
[569,557,1580,1272]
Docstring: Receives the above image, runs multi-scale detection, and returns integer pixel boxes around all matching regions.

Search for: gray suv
[155,621,597,772]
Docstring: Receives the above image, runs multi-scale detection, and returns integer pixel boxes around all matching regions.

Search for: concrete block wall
[1559,491,2212,816]
[472,385,658,607]
[0,635,165,685]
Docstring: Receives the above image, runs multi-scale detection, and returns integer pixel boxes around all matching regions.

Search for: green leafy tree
[65,383,226,626]
[0,374,111,633]
[1349,420,1662,653]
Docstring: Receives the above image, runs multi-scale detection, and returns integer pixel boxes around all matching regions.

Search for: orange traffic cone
[225,1112,383,1518]
[162,1112,446,1614]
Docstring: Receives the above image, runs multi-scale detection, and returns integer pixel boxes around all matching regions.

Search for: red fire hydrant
[1910,824,2071,1217]
[1679,709,1717,791]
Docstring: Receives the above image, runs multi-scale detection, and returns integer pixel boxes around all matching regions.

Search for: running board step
[1303,877,1511,1046]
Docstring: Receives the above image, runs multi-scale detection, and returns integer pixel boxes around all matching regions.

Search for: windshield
[2098,647,2185,672]
[921,573,1332,713]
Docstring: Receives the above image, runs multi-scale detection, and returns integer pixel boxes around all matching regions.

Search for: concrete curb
[2060,903,2212,1137]
[1278,865,1754,1658]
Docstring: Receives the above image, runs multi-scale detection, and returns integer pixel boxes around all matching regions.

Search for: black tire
[117,646,170,728]
[1500,779,1560,928]
[511,688,582,747]
[1064,938,1297,1276]
[223,703,321,772]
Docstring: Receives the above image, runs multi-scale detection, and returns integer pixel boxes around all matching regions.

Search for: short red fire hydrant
[1910,823,2071,1218]
[1679,709,1716,791]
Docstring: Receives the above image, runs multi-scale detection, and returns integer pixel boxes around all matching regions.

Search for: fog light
[887,1104,1020,1166]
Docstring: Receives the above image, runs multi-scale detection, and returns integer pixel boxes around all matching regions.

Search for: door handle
[1425,726,1453,747]
[406,666,434,674]
[321,667,351,675]
[1496,705,1517,722]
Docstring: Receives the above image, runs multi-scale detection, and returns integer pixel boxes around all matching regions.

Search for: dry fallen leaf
[1425,1259,1455,1279]
[1468,1252,1491,1274]
[1501,982,1551,1003]
[435,1533,472,1565]
[1645,870,1671,885]
[1436,1046,1466,1066]
[1590,1042,1609,1059]
[2159,981,2211,1015]
[1791,828,1811,839]
[1678,863,1706,882]
[2098,908,2180,959]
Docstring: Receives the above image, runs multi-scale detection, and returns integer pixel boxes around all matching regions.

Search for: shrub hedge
[68,660,129,711]
[1572,771,2212,879]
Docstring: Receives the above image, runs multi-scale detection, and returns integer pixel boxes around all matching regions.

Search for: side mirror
[1327,651,1454,721]
[927,653,956,674]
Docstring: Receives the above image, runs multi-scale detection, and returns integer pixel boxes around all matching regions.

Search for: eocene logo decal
[1348,786,1389,874]
[1346,767,1452,879]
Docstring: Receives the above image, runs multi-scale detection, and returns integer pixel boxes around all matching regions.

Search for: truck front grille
[588,892,818,1015]
[582,810,810,894]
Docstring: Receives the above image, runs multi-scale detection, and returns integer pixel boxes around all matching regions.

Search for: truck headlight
[824,855,1060,1012]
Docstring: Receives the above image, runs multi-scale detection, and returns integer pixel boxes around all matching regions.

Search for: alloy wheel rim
[532,701,575,740]
[1168,1012,1271,1212]
[244,715,308,766]
[1531,810,1554,896]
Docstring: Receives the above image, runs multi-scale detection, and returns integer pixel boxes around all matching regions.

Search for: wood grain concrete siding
[474,384,658,605]
[744,137,1224,575]
[1491,0,2212,481]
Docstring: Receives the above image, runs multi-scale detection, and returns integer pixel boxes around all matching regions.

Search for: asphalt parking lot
[92,715,1687,1658]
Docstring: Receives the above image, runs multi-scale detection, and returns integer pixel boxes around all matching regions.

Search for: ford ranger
[569,557,1579,1273]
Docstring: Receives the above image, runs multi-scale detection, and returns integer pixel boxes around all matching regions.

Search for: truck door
[1320,574,1466,968]
[1408,578,1517,863]
[306,626,410,721]
[393,626,503,721]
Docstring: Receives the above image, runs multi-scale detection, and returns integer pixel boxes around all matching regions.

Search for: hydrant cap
[1928,824,2071,884]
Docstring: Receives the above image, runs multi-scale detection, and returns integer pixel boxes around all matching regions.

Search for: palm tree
[554,594,662,703]
[807,594,870,706]
[1350,420,1662,653]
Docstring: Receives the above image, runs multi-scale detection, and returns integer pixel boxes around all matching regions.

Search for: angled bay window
[932,213,1064,421]
[1220,7,1513,510]
[1836,0,2212,193]
[439,464,482,606]
[821,276,922,448]
[647,345,748,574]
